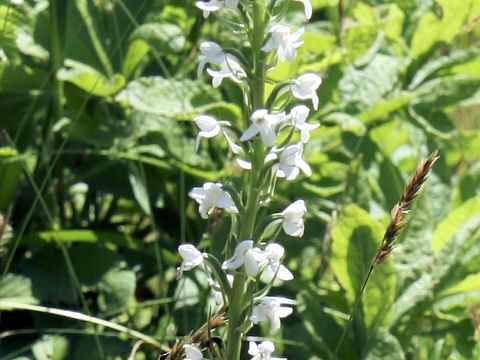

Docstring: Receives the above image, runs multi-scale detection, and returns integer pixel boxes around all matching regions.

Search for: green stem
[226,2,267,359]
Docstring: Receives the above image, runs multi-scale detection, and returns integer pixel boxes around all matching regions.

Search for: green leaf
[338,54,403,112]
[432,197,480,252]
[32,335,69,360]
[57,59,125,96]
[130,23,185,53]
[115,76,221,117]
[394,185,435,293]
[363,328,405,360]
[0,273,37,304]
[452,162,480,207]
[409,47,480,89]
[128,162,152,216]
[331,204,396,333]
[97,268,136,312]
[410,0,479,59]
[122,39,150,79]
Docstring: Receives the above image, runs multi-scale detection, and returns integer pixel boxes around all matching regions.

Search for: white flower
[289,104,320,143]
[222,240,266,277]
[196,0,238,18]
[183,344,203,360]
[189,182,235,219]
[194,115,221,151]
[249,340,286,360]
[240,109,285,147]
[263,243,294,282]
[276,143,311,180]
[291,73,322,110]
[197,41,225,77]
[282,200,307,237]
[250,297,293,333]
[261,24,304,62]
[207,54,245,88]
[294,0,312,19]
[177,244,204,274]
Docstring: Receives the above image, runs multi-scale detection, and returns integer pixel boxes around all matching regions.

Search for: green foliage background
[1,0,480,359]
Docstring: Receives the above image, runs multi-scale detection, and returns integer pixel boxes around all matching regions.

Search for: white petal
[244,251,260,276]
[276,306,293,318]
[236,158,252,170]
[259,126,277,147]
[283,221,303,237]
[183,344,203,360]
[188,187,206,203]
[216,190,234,208]
[248,341,259,356]
[240,124,259,142]
[297,158,312,176]
[296,0,312,19]
[277,264,294,281]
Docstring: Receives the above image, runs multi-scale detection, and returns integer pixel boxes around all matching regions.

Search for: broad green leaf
[389,272,436,328]
[409,47,480,89]
[128,162,152,216]
[410,0,479,59]
[122,39,150,79]
[32,335,69,360]
[331,204,396,333]
[414,75,480,108]
[0,273,37,304]
[57,59,125,96]
[130,23,185,53]
[344,156,371,211]
[433,217,480,292]
[97,268,136,312]
[452,162,480,207]
[338,54,402,112]
[393,185,435,293]
[432,197,480,252]
[358,92,414,123]
[363,328,405,360]
[115,76,221,117]
[295,287,355,359]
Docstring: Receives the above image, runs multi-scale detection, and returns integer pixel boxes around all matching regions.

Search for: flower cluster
[177,1,319,359]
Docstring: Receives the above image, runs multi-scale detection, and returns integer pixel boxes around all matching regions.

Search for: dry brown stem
[373,149,439,266]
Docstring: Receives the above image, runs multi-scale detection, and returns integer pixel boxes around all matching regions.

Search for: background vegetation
[1,0,480,359]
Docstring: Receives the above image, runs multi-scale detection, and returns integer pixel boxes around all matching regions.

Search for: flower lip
[282,199,307,237]
[194,114,221,150]
[292,72,322,110]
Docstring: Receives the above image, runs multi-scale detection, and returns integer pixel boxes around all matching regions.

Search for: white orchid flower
[177,244,204,275]
[294,0,312,19]
[291,72,322,110]
[276,143,311,180]
[194,115,221,151]
[263,243,294,282]
[207,54,245,88]
[289,104,320,143]
[240,109,285,147]
[188,182,236,219]
[183,343,203,360]
[222,240,266,277]
[197,41,225,77]
[250,297,293,333]
[282,200,307,237]
[195,0,238,18]
[249,340,286,360]
[262,24,304,62]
